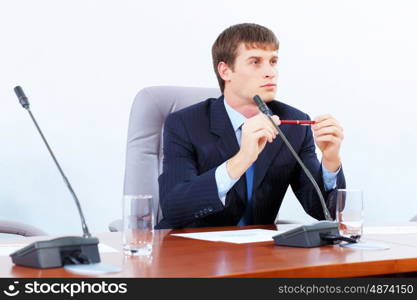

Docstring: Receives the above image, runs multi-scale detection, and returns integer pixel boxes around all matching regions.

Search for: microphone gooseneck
[253,95,332,221]
[13,86,92,238]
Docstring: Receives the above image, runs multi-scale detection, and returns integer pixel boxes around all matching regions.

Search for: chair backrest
[123,86,221,222]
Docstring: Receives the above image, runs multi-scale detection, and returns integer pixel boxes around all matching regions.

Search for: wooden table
[2,225,417,278]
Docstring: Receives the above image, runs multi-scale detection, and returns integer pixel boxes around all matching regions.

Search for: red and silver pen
[280,120,316,125]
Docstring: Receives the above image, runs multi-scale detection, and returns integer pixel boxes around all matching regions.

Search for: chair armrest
[0,220,47,237]
[275,219,300,224]
[108,219,122,232]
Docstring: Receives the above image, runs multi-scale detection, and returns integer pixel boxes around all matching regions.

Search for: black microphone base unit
[273,221,340,248]
[10,236,100,269]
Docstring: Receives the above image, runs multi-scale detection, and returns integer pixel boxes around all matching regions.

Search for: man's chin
[256,91,276,102]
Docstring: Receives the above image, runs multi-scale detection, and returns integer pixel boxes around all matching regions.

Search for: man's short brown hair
[212,23,279,93]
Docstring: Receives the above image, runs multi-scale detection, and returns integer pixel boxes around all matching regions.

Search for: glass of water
[122,194,155,256]
[336,189,363,240]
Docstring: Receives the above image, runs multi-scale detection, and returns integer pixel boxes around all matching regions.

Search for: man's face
[223,43,278,103]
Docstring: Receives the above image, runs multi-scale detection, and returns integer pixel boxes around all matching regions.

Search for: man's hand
[226,114,280,179]
[313,114,344,172]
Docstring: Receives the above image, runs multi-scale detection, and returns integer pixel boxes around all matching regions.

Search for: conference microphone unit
[253,95,354,247]
[10,86,100,268]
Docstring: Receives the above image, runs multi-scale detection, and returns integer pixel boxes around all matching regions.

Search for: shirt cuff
[215,161,240,206]
[321,164,340,191]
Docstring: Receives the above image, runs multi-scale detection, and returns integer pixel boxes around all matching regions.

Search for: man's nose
[264,65,277,79]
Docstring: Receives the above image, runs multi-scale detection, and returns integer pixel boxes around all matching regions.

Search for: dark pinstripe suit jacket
[156,96,345,229]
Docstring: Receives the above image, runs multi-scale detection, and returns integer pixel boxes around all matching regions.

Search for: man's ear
[217,61,232,81]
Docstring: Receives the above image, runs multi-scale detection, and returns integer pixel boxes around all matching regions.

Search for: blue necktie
[238,163,254,226]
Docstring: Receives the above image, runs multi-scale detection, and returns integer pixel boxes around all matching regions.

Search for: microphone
[10,86,100,268]
[253,95,348,247]
[253,95,331,220]
[14,86,30,109]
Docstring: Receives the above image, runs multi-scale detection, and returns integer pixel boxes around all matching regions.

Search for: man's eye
[271,60,278,65]
[252,60,259,64]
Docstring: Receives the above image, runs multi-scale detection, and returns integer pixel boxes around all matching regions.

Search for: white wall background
[0,0,416,235]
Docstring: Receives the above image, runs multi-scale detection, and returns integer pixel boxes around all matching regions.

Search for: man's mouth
[260,83,276,88]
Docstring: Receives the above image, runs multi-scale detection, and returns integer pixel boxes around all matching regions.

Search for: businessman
[157,23,345,229]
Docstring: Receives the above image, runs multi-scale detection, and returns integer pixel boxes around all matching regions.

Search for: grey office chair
[108,86,296,231]
[109,86,221,232]
[0,219,46,237]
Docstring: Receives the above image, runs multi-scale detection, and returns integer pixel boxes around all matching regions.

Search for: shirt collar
[223,98,247,132]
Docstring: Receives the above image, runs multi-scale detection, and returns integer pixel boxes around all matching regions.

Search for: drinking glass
[122,194,155,256]
[336,189,363,240]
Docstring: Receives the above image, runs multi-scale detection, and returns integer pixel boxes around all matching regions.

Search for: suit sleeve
[158,113,225,228]
[289,114,346,220]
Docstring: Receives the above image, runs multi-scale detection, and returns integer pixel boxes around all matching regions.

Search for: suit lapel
[209,96,247,204]
[209,95,240,160]
[209,98,291,204]
[253,101,287,191]
[253,133,285,191]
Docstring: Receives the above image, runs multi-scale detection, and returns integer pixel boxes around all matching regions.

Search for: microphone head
[14,86,30,109]
[253,94,263,107]
[253,94,272,116]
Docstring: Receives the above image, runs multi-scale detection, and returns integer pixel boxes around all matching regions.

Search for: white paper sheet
[0,243,118,256]
[64,263,122,275]
[171,226,299,244]
[0,244,27,256]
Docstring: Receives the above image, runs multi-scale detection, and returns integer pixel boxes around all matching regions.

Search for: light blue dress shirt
[215,99,339,205]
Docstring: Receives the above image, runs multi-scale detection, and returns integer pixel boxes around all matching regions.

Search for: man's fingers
[254,126,276,141]
[243,113,281,143]
[314,118,340,129]
[314,126,344,139]
[314,114,334,123]
[262,114,279,135]
[314,115,342,129]
[254,129,275,143]
[315,135,342,144]
[271,115,281,126]
[249,119,278,137]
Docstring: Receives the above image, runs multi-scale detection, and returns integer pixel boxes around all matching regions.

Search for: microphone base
[10,236,100,268]
[273,221,340,247]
